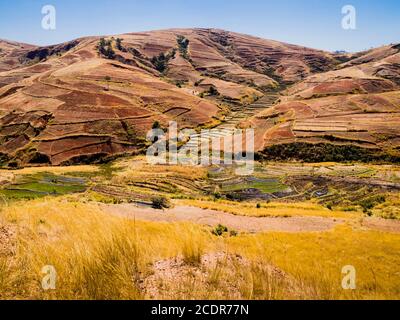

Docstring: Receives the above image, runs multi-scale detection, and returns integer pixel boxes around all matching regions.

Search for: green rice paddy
[0,173,87,201]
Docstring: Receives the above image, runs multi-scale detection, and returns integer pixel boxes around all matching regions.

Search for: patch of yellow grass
[0,198,398,300]
[372,193,400,220]
[0,165,99,176]
[227,225,400,299]
[0,198,214,299]
[113,160,207,183]
[178,199,358,219]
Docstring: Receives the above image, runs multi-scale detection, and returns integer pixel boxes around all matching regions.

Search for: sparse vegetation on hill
[0,28,399,166]
[1,28,399,302]
[258,143,400,163]
[98,38,115,59]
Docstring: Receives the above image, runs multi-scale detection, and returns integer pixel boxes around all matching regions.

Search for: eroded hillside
[0,29,399,166]
[247,43,400,162]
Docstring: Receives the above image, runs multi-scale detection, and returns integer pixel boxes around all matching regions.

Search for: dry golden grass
[120,164,206,180]
[0,197,398,300]
[372,193,400,220]
[112,159,208,184]
[110,159,208,196]
[227,225,400,299]
[178,199,358,219]
[0,165,99,176]
[0,198,214,299]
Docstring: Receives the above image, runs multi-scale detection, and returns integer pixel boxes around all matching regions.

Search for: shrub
[229,230,238,237]
[207,86,219,96]
[151,196,171,209]
[213,192,222,199]
[152,121,161,129]
[226,193,245,202]
[212,224,228,236]
[358,195,386,213]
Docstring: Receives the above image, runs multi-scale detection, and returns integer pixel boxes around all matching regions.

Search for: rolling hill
[0,28,399,166]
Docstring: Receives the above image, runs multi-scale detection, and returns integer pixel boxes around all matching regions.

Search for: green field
[0,173,87,200]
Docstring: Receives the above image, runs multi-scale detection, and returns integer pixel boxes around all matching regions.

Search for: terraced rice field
[0,172,87,201]
[183,94,279,153]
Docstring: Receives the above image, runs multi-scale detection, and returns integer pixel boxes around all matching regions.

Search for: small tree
[98,38,106,55]
[151,53,167,72]
[98,38,115,59]
[116,38,123,50]
[177,35,190,59]
[151,49,176,73]
[208,86,219,96]
[104,45,115,59]
[212,224,228,236]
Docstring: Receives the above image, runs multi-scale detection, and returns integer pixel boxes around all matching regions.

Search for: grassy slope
[0,198,399,300]
[178,199,355,219]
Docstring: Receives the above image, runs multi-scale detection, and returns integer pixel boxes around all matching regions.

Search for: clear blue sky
[0,0,399,52]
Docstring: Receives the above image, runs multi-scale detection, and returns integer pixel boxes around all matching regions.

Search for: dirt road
[102,204,343,233]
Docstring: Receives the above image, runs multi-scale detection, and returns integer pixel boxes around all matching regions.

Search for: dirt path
[102,204,342,233]
[361,217,400,233]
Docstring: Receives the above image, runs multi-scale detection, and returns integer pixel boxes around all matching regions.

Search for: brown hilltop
[0,28,399,166]
[0,39,37,74]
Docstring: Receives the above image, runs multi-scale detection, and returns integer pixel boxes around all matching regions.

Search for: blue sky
[0,0,399,52]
